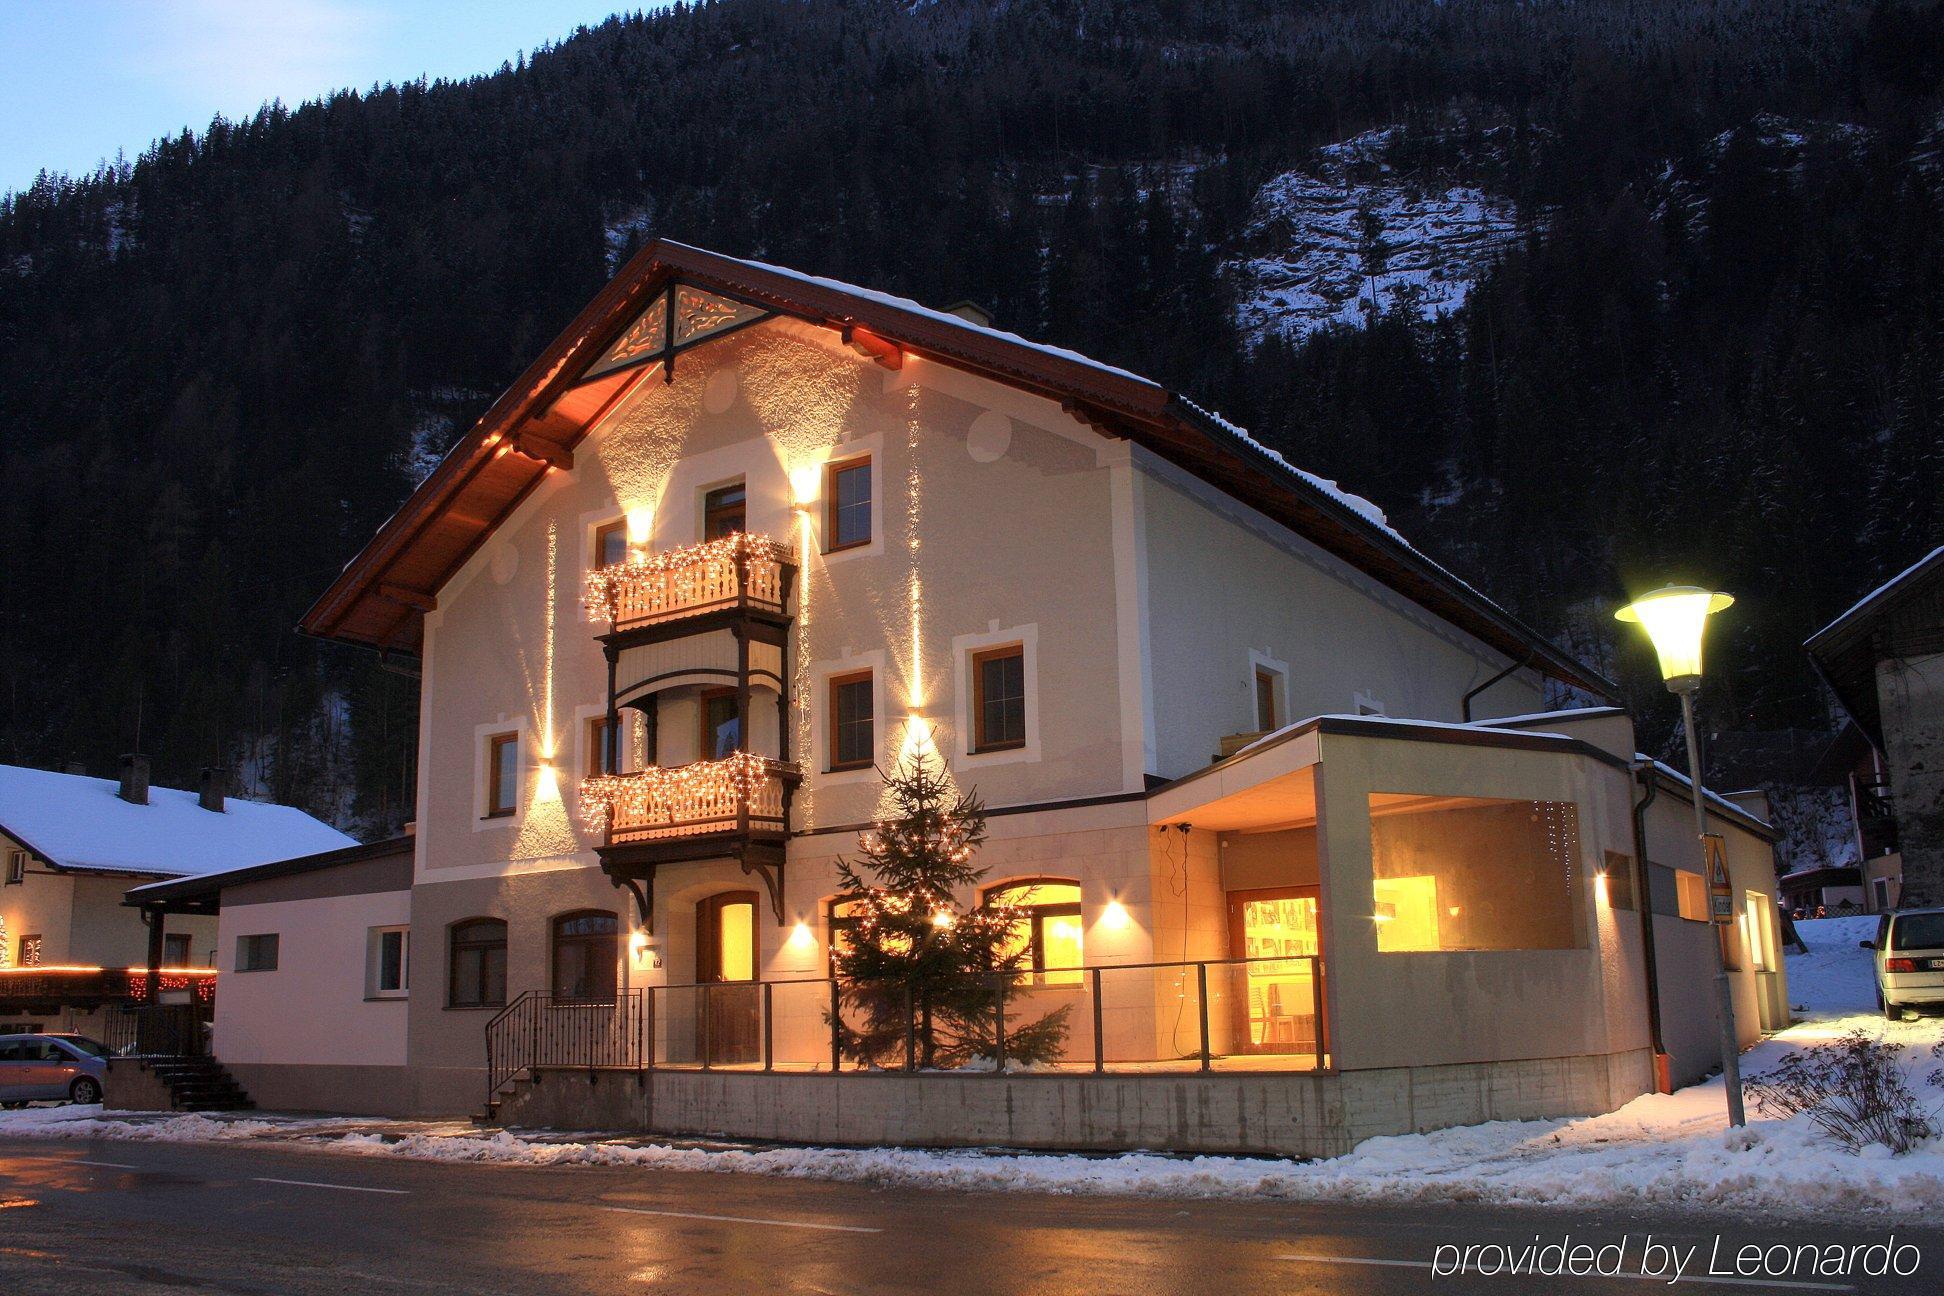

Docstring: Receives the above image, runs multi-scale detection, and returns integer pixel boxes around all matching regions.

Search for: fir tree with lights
[829,751,1070,1070]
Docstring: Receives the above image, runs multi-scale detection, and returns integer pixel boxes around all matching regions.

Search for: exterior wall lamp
[1616,584,1744,1127]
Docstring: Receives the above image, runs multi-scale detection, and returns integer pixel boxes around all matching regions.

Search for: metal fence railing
[98,1004,209,1058]
[484,957,1326,1103]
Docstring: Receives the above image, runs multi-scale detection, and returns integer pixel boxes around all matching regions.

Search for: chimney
[945,300,994,328]
[118,753,150,806]
[199,766,227,813]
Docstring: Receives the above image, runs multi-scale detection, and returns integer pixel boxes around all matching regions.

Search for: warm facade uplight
[1614,586,1734,690]
[789,920,815,948]
[789,463,821,508]
[1101,899,1132,930]
[624,505,654,548]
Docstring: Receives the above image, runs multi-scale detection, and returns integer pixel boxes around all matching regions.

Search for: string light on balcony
[582,530,789,622]
[579,751,780,834]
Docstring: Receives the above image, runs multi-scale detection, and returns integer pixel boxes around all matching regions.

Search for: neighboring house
[0,758,355,1039]
[126,836,412,1114]
[209,241,1779,1153]
[1807,545,1944,911]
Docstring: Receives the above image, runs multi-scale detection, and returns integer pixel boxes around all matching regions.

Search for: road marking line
[1278,1254,1853,1291]
[599,1204,880,1234]
[254,1176,408,1196]
[14,1155,141,1170]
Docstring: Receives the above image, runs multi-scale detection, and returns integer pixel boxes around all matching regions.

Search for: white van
[1862,908,1944,1019]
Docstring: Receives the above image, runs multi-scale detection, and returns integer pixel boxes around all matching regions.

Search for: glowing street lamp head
[1615,586,1733,691]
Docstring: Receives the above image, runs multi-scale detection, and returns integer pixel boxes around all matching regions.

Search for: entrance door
[696,891,761,1065]
[1226,887,1322,1057]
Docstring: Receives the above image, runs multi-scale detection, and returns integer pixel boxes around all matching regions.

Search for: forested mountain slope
[1,0,1939,835]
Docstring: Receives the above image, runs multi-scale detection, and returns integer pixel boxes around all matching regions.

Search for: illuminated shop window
[1367,795,1584,952]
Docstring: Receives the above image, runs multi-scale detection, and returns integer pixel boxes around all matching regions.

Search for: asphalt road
[0,1135,1939,1295]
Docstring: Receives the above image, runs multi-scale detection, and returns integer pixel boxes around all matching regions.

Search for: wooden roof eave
[300,239,1615,699]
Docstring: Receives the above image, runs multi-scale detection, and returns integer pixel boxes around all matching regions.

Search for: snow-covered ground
[4,917,1939,1216]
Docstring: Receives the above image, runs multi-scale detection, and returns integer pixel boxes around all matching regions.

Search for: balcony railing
[584,532,793,631]
[0,966,216,1006]
[483,955,1329,1101]
[580,753,798,845]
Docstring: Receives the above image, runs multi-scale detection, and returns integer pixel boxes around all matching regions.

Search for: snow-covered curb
[2,920,1937,1216]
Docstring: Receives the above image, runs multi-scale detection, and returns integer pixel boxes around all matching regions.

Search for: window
[449,918,507,1008]
[1890,912,1944,951]
[700,688,741,760]
[828,671,875,770]
[1368,795,1584,952]
[17,934,42,967]
[985,880,1084,985]
[587,714,618,777]
[594,519,629,568]
[237,934,279,972]
[485,732,519,818]
[365,926,409,998]
[824,456,872,551]
[163,933,192,965]
[1674,869,1709,922]
[5,850,24,884]
[826,896,868,974]
[702,482,746,540]
[1602,851,1637,911]
[1873,877,1892,911]
[551,911,618,1002]
[1254,667,1280,733]
[972,645,1026,753]
[1740,893,1774,973]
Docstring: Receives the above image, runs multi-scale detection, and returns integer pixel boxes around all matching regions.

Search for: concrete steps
[143,1057,255,1113]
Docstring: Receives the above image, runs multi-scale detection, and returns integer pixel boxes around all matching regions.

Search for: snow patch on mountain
[1227,127,1522,347]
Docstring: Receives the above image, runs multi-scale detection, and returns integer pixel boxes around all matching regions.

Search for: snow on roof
[1807,544,1944,646]
[1637,756,1775,832]
[0,764,355,878]
[694,245,1162,390]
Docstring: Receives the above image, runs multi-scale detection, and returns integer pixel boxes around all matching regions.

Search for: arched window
[448,918,507,1008]
[983,879,1084,984]
[551,911,619,1003]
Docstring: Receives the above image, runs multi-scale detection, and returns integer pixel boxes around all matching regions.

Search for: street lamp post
[1617,585,1746,1128]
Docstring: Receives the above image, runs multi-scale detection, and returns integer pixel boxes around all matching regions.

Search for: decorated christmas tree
[829,752,1070,1070]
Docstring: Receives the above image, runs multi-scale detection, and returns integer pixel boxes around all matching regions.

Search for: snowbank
[3,916,1937,1216]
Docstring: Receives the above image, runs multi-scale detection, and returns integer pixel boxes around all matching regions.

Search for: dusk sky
[0,1,645,195]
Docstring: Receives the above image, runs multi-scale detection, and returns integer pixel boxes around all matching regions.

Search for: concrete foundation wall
[494,1048,1653,1159]
[103,1058,177,1112]
[223,1062,412,1115]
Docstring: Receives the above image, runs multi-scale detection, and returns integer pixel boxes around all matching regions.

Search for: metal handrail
[639,955,1326,1076]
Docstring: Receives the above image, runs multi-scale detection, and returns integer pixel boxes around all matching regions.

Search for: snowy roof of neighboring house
[298,239,1615,700]
[125,834,410,909]
[1805,544,1944,746]
[0,764,356,879]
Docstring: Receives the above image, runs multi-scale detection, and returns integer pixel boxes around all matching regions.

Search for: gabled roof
[0,764,356,879]
[299,239,1614,698]
[1805,544,1944,745]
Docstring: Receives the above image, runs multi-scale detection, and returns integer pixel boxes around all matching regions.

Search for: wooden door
[1225,887,1321,1057]
[696,891,761,1065]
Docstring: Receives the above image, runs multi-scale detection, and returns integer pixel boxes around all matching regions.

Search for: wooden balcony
[580,753,799,848]
[584,532,794,635]
[0,965,216,1008]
